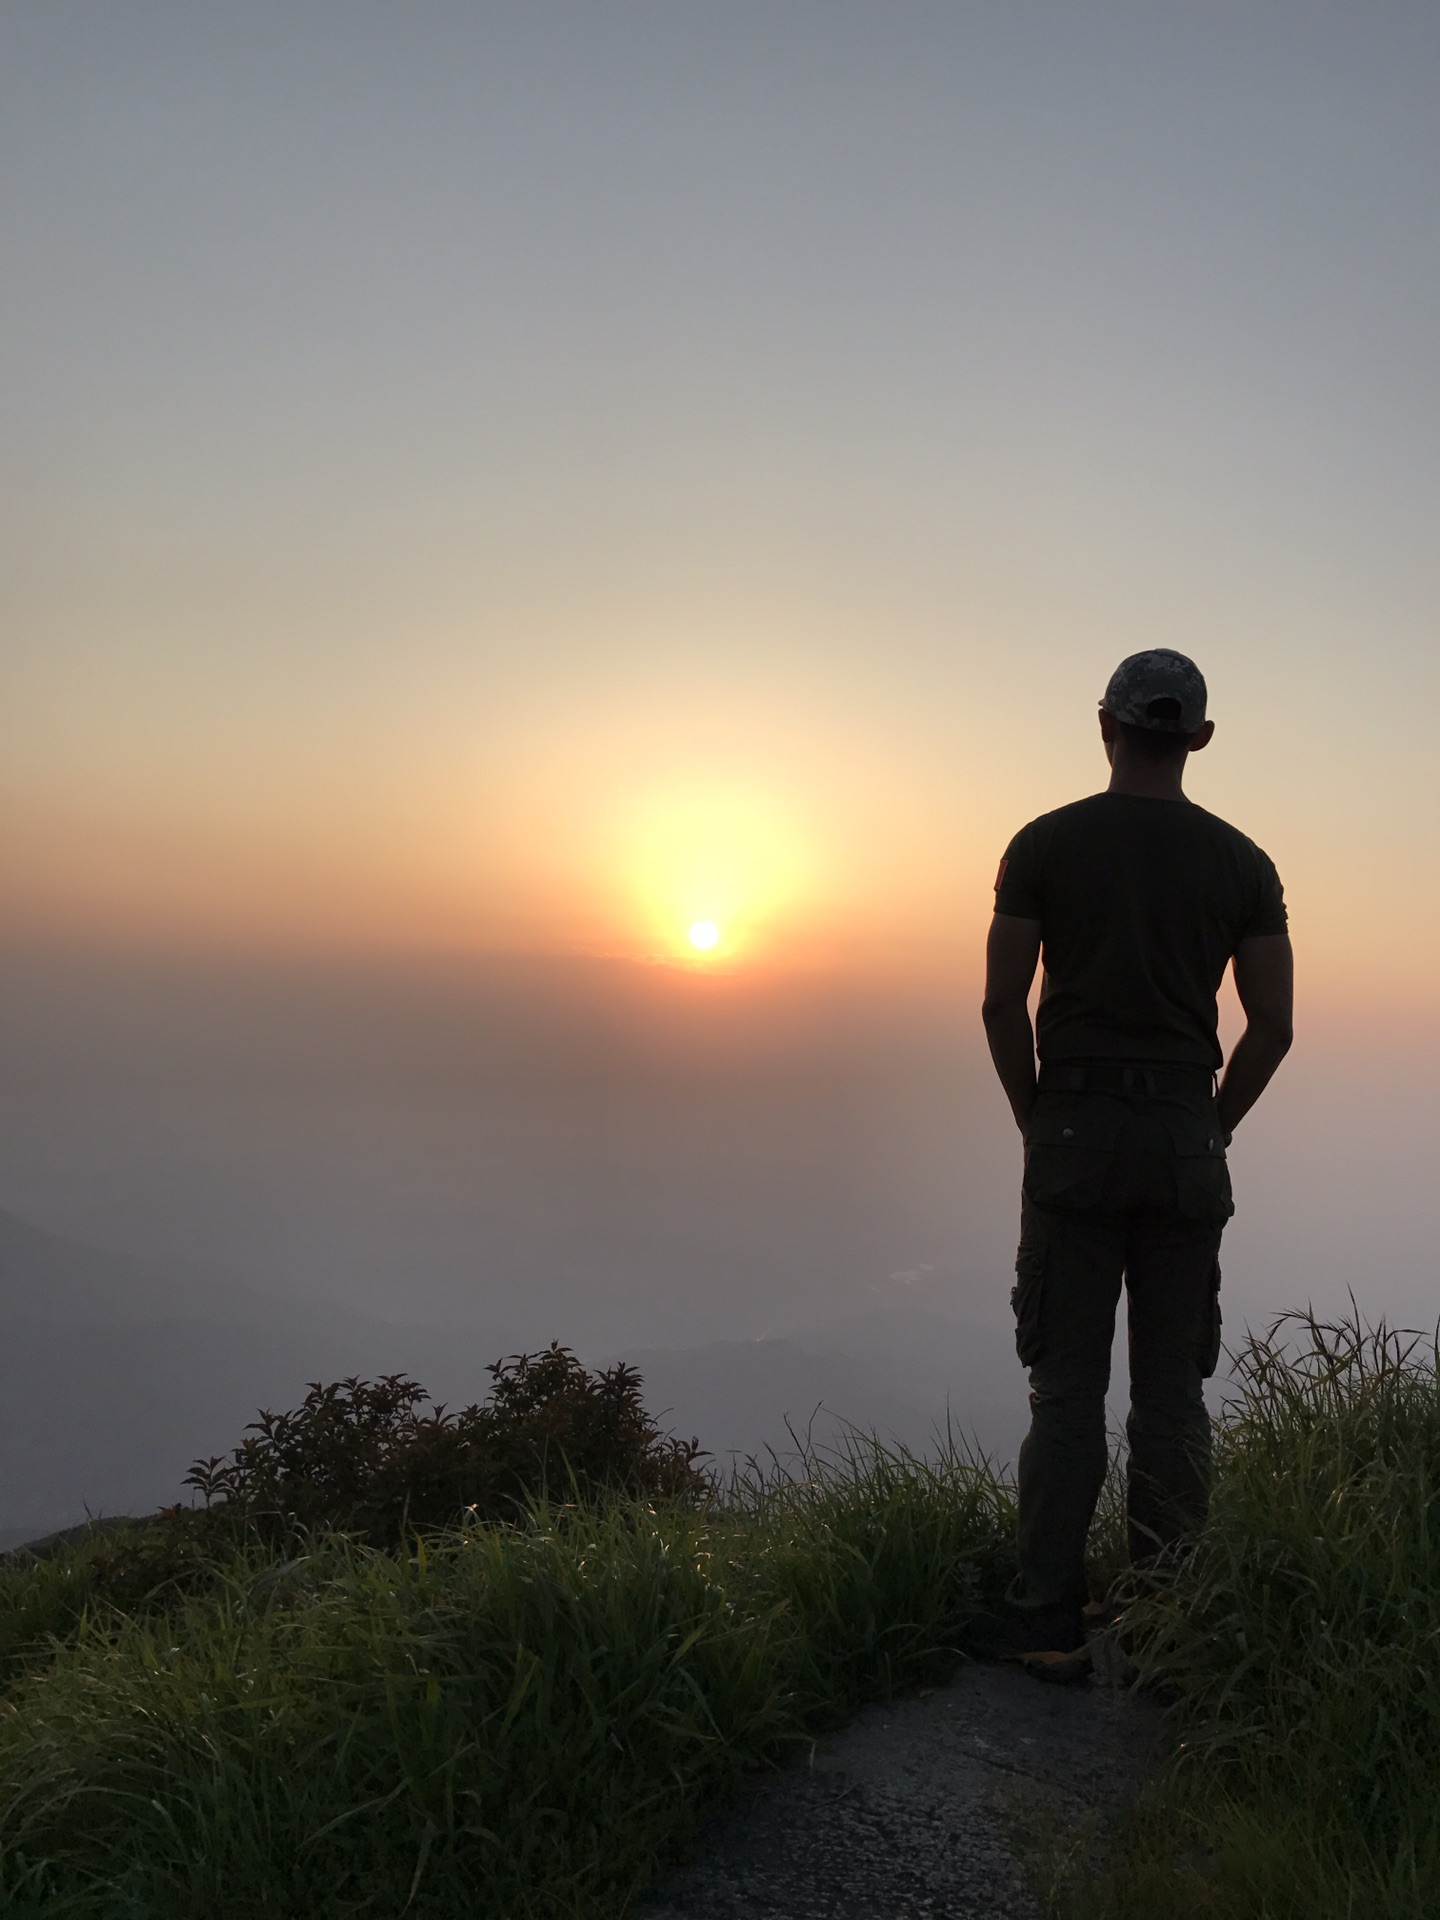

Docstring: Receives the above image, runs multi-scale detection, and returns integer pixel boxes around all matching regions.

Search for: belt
[1037,1060,1217,1097]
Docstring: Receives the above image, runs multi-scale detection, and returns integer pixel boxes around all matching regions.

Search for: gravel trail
[638,1661,1160,1920]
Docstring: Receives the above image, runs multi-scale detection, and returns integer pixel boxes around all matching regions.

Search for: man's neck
[1106,760,1189,801]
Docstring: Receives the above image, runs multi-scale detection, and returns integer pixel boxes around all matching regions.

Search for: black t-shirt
[994,792,1287,1070]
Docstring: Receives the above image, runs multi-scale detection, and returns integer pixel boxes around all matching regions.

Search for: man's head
[1099,649,1214,767]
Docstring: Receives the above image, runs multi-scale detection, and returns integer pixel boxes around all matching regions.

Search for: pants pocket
[1161,1106,1236,1223]
[1197,1259,1223,1379]
[1023,1096,1126,1211]
[1012,1205,1049,1369]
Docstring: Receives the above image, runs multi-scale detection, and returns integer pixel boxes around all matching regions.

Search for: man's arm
[983,912,1043,1132]
[1216,932,1294,1139]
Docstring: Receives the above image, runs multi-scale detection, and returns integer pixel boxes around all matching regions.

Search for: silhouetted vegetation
[33,1345,708,1616]
[0,1423,1013,1917]
[182,1343,708,1547]
[2,1315,1438,1917]
[4,1347,709,1661]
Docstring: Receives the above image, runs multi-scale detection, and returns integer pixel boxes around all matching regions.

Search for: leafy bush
[0,1348,710,1631]
[183,1343,708,1547]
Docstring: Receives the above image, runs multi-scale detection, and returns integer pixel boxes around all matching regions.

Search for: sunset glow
[688,920,720,951]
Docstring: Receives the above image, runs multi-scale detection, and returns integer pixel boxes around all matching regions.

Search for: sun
[617,782,815,964]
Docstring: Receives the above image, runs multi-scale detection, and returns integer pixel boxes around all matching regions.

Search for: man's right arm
[1216,933,1294,1139]
[983,911,1043,1132]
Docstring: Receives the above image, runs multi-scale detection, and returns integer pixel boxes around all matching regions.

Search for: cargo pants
[1011,1064,1231,1613]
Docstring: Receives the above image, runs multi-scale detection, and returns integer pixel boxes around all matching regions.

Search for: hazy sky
[2,5,1438,1357]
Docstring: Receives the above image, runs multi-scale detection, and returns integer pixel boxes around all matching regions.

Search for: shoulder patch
[994,856,1008,891]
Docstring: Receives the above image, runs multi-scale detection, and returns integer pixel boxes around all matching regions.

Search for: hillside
[0,1210,515,1543]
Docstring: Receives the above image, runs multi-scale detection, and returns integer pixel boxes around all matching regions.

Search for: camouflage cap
[1102,649,1207,733]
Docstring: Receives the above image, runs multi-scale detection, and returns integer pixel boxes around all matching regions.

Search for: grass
[0,1543,107,1694]
[0,1434,1014,1917]
[2,1309,1437,1918]
[1062,1309,1440,1920]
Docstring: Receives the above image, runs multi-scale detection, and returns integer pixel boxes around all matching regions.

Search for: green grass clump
[0,1539,111,1691]
[0,1437,1013,1918]
[1070,1309,1440,1920]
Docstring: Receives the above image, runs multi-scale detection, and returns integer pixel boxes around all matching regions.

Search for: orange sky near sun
[4,612,1438,1055]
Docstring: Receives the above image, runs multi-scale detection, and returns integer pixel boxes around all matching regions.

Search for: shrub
[182,1343,708,1548]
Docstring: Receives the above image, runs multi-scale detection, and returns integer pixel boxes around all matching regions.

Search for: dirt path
[638,1662,1161,1920]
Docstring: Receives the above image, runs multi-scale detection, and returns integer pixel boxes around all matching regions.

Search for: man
[976,649,1293,1660]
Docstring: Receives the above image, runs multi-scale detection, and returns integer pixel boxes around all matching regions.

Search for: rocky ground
[638,1659,1161,1920]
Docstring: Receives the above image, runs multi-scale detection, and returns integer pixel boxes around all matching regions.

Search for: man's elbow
[981,993,1021,1029]
[1253,1011,1294,1056]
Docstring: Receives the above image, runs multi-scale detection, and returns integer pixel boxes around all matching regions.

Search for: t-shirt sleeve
[994,824,1043,918]
[1241,848,1288,938]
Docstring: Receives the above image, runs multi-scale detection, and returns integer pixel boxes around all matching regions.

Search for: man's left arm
[983,912,1043,1132]
[1216,932,1294,1139]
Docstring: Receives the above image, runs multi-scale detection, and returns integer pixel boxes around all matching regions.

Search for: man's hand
[1217,933,1294,1138]
[983,912,1043,1132]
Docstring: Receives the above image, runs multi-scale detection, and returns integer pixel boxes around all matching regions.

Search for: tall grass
[0,1436,1014,1918]
[1070,1310,1440,1920]
[0,1545,106,1693]
[7,1311,1434,1918]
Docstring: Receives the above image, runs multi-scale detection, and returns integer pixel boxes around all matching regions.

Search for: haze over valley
[2,947,1431,1544]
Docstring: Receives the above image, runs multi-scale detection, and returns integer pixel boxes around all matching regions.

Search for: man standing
[977,650,1293,1659]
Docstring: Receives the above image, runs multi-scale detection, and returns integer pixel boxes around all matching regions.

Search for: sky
[2,4,1439,1371]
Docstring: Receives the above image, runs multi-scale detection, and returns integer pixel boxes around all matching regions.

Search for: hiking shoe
[1015,1644,1094,1686]
[964,1602,1087,1662]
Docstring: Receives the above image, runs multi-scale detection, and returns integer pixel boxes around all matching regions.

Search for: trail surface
[639,1661,1160,1920]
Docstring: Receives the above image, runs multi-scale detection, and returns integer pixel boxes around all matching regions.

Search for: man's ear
[1189,719,1216,753]
[1098,706,1118,743]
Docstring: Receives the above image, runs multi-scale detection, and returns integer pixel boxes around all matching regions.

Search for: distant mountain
[0,1210,518,1542]
[0,1208,190,1326]
[626,1298,1032,1475]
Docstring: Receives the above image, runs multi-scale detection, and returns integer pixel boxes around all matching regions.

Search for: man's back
[970,649,1294,1666]
[996,792,1287,1069]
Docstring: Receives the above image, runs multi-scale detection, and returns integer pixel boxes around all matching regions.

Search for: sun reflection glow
[688,920,720,950]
